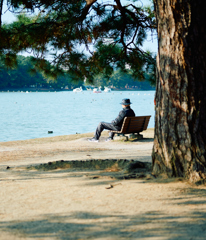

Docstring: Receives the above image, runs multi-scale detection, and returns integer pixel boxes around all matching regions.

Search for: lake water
[0,90,155,142]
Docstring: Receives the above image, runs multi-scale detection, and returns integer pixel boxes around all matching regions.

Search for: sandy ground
[1,129,206,240]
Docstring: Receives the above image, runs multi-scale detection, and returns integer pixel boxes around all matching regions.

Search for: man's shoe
[105,137,113,142]
[88,138,99,142]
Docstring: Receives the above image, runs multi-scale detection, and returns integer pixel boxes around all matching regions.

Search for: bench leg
[114,134,128,141]
[129,133,143,140]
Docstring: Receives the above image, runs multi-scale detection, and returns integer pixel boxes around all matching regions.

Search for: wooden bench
[111,116,151,140]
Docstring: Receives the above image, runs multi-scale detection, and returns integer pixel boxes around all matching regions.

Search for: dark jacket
[112,106,135,129]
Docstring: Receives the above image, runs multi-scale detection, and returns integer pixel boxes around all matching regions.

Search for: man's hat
[120,98,132,105]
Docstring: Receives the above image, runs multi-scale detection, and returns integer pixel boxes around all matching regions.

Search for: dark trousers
[94,122,120,140]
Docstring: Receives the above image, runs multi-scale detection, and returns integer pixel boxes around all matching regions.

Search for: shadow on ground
[1,209,206,239]
[2,160,206,239]
[2,159,153,183]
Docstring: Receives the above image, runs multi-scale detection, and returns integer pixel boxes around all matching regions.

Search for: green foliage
[0,55,155,90]
[0,0,157,85]
[92,69,155,90]
[0,55,75,89]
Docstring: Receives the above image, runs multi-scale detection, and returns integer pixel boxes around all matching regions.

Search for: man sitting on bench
[88,98,135,142]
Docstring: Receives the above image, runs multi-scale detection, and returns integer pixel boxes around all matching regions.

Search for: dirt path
[0,129,154,167]
[1,129,206,240]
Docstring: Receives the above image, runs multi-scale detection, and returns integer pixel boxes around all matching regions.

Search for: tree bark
[152,0,206,182]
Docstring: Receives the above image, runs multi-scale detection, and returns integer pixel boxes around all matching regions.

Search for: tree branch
[0,0,3,27]
[81,0,97,20]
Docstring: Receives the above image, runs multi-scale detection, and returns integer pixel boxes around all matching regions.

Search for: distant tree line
[0,55,77,89]
[93,70,155,90]
[0,55,155,90]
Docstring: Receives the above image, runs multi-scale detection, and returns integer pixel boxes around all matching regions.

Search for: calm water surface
[0,90,155,142]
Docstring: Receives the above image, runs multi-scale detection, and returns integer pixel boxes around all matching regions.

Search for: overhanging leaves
[1,0,156,83]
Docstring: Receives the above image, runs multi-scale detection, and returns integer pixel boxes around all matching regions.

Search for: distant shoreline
[0,129,154,144]
[0,88,155,92]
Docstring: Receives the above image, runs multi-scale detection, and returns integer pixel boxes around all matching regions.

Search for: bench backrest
[120,116,151,134]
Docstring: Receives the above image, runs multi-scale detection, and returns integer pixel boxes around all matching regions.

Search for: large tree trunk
[152,0,206,182]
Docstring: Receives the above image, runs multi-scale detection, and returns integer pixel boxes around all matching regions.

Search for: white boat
[73,86,83,92]
[93,87,102,93]
[104,87,112,92]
